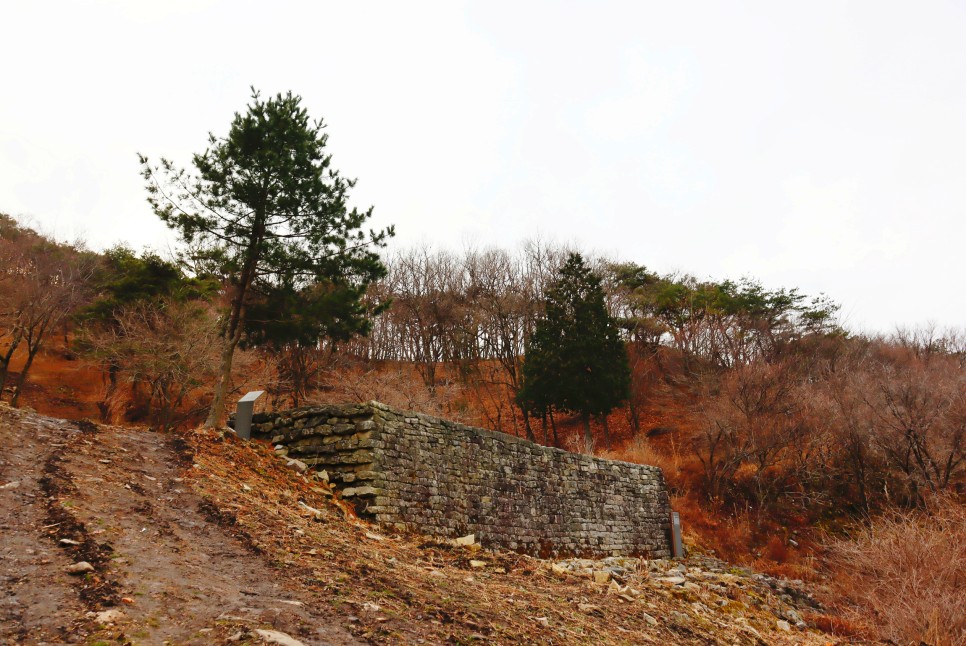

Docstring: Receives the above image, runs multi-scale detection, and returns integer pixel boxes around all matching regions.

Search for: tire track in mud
[39,420,122,610]
[0,408,92,644]
[2,406,360,645]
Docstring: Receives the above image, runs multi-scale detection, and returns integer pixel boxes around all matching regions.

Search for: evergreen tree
[140,89,393,427]
[82,247,216,322]
[517,253,630,453]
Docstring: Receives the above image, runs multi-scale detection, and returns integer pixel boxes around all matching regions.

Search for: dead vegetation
[185,427,836,645]
[824,498,966,645]
[2,215,963,644]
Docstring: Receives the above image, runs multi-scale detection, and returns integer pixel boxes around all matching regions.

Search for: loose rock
[67,561,94,574]
[95,609,125,624]
[254,629,308,646]
[284,459,308,473]
[593,570,612,584]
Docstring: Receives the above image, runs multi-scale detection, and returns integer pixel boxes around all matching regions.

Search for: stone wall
[244,401,672,558]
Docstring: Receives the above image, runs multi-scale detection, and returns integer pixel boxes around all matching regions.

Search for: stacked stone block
[244,401,672,558]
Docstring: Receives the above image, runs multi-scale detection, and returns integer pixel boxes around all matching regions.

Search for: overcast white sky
[1,1,964,332]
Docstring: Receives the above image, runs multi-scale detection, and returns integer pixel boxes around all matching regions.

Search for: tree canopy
[81,246,216,324]
[608,262,841,369]
[140,89,393,426]
[517,252,630,453]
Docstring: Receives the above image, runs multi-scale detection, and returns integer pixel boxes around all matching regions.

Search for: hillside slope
[0,404,844,645]
[0,404,357,645]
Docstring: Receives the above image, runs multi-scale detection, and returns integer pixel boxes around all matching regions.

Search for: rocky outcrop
[241,401,672,558]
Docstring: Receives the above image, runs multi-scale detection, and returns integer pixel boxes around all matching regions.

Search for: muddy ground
[0,404,359,645]
[1,404,846,646]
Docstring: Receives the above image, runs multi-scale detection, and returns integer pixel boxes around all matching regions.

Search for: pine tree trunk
[204,326,242,428]
[582,412,593,454]
[549,409,560,448]
[204,234,260,428]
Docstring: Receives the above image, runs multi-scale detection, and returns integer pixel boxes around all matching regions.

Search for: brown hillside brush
[825,497,966,645]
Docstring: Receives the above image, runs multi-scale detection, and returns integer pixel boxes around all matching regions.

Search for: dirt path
[0,405,361,645]
[0,410,87,644]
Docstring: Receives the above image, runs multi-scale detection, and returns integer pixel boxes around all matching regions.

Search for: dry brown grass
[600,436,689,485]
[825,497,966,645]
[182,428,837,645]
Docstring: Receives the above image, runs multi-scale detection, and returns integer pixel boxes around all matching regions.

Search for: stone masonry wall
[244,401,672,558]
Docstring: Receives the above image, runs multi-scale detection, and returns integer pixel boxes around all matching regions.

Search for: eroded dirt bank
[0,404,358,645]
[1,404,846,645]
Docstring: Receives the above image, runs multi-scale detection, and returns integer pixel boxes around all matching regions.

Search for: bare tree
[0,218,93,404]
[693,360,814,512]
[82,299,219,430]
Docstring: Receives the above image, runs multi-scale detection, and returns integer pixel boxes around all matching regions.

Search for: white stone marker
[234,390,265,440]
[670,511,684,558]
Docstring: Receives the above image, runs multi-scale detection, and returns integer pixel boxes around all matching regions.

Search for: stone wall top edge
[251,401,377,422]
[253,400,664,473]
[363,401,665,474]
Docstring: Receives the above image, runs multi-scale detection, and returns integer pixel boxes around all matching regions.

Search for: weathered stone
[285,459,308,473]
[593,570,612,584]
[67,561,94,574]
[341,486,379,498]
[253,401,672,558]
[94,609,125,624]
[254,629,308,646]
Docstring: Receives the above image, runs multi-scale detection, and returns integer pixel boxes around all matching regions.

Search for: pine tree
[517,253,630,453]
[140,89,393,427]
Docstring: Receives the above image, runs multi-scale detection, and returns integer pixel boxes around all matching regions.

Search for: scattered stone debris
[285,458,308,472]
[94,608,125,624]
[67,561,95,574]
[297,500,325,519]
[266,427,833,642]
[253,628,308,646]
[548,554,820,634]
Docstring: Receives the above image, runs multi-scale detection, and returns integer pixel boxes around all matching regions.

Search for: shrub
[825,497,966,645]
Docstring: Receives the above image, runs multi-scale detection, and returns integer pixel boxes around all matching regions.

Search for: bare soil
[0,404,359,645]
[1,403,847,645]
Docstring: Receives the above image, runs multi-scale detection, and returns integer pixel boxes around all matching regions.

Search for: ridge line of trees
[0,214,962,516]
